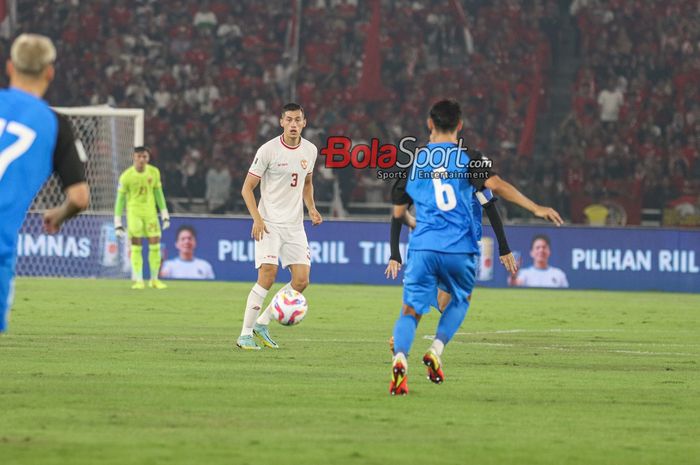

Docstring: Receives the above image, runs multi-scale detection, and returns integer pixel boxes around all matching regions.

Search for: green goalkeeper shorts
[127,213,160,238]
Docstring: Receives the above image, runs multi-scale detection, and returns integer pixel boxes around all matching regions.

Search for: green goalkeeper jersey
[117,165,163,217]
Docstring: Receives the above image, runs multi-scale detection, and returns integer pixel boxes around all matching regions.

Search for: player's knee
[401,305,421,322]
[258,276,275,289]
[291,276,309,292]
[437,291,451,312]
[257,265,277,289]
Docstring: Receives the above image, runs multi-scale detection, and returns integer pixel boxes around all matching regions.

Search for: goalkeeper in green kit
[114,146,170,289]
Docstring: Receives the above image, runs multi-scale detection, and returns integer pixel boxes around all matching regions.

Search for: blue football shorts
[403,250,477,315]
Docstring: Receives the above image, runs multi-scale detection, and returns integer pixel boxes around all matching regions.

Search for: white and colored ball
[271,289,308,326]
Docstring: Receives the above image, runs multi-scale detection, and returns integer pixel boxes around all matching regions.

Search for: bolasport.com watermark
[319,136,492,181]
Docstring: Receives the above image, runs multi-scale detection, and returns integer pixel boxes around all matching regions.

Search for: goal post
[16,106,145,278]
[53,106,145,146]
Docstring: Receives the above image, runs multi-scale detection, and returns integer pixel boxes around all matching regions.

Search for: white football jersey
[161,257,215,280]
[248,135,317,226]
[518,266,569,288]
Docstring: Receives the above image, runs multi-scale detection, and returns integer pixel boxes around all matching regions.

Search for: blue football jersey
[0,88,84,258]
[406,142,481,254]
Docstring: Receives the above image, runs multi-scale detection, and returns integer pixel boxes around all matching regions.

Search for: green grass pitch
[1,278,699,465]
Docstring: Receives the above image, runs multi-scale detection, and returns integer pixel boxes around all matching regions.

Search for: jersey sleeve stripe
[248,171,261,178]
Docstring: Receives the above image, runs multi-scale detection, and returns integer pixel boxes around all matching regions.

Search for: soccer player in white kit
[237,103,322,350]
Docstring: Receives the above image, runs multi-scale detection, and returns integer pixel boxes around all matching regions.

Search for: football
[271,289,308,326]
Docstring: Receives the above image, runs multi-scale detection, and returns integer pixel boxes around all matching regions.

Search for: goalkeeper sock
[392,312,418,356]
[130,245,143,281]
[435,298,470,347]
[241,283,268,336]
[148,243,162,280]
[256,282,292,326]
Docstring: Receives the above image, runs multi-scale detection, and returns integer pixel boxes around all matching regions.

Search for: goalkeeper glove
[114,216,125,238]
[161,211,170,230]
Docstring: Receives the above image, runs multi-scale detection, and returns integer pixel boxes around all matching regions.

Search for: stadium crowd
[3,0,697,225]
[3,0,553,214]
[543,0,699,224]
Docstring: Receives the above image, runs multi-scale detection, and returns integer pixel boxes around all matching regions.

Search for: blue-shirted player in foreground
[388,99,482,395]
[0,34,89,333]
[388,99,563,395]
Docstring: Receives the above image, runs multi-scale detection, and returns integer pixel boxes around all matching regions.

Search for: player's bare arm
[403,210,416,229]
[303,173,322,226]
[484,175,564,226]
[241,173,268,241]
[43,182,89,234]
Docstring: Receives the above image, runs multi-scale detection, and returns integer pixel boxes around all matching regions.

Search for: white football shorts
[255,223,311,269]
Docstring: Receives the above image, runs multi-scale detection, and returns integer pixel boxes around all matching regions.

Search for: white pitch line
[445,340,696,357]
[606,349,696,356]
[453,329,625,336]
[295,337,696,356]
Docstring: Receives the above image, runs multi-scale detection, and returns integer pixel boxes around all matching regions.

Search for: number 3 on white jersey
[0,118,37,181]
[432,167,457,211]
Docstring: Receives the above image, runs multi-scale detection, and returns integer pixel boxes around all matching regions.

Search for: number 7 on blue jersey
[0,118,37,181]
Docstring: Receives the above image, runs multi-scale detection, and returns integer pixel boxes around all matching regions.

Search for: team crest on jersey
[301,159,308,170]
[148,177,153,184]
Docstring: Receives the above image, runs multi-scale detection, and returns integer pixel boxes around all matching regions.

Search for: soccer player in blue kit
[0,34,89,333]
[387,100,561,395]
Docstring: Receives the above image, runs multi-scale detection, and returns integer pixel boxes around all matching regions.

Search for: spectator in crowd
[597,79,624,132]
[193,1,218,32]
[205,157,232,213]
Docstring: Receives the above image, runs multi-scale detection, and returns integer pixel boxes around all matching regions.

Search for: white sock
[241,283,268,336]
[430,339,445,357]
[393,352,408,371]
[256,282,292,326]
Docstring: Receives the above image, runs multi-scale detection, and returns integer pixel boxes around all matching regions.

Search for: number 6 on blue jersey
[432,167,457,211]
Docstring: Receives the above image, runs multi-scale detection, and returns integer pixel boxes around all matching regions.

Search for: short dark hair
[530,234,551,249]
[176,225,197,241]
[134,146,151,156]
[429,99,462,133]
[281,102,304,118]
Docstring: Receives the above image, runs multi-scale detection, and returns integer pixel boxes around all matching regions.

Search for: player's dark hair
[530,234,551,249]
[176,225,197,240]
[134,146,151,156]
[281,102,304,118]
[429,99,462,133]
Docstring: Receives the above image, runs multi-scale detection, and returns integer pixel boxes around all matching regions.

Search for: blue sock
[392,313,418,356]
[0,262,14,333]
[435,299,470,345]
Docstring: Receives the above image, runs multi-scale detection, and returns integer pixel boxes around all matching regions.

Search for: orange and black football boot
[389,358,409,395]
[422,349,445,384]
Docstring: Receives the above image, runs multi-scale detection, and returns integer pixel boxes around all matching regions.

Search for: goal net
[16,106,144,278]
